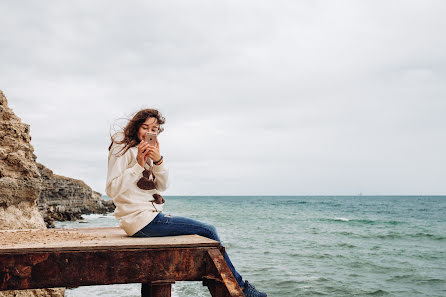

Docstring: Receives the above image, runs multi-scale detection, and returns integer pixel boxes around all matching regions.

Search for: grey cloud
[1,0,445,195]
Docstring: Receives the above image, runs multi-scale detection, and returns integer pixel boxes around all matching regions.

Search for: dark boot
[242,281,267,297]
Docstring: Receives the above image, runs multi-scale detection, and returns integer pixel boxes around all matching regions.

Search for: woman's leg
[132,212,244,288]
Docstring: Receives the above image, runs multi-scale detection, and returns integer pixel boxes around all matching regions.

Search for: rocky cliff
[0,93,46,230]
[0,91,65,296]
[37,162,114,228]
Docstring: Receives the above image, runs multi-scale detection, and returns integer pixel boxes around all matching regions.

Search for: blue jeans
[131,212,244,288]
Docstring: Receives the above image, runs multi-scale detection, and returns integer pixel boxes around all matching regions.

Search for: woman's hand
[137,139,161,167]
[147,138,162,163]
[137,141,151,167]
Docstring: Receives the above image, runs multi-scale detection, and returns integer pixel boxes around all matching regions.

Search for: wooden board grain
[0,227,220,254]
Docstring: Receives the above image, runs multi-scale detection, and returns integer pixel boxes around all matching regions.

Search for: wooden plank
[0,227,220,254]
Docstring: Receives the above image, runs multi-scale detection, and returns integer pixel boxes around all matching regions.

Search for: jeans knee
[203,223,219,241]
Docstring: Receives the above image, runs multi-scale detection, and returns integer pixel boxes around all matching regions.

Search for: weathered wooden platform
[0,227,245,297]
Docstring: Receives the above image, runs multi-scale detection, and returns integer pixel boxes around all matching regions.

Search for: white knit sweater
[106,142,169,236]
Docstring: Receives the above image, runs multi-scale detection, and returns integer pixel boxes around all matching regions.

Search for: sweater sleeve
[153,161,169,192]
[105,144,145,198]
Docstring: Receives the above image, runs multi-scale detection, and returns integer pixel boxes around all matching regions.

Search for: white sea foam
[83,213,114,219]
[334,217,350,221]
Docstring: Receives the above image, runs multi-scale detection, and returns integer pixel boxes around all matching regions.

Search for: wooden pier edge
[0,227,245,297]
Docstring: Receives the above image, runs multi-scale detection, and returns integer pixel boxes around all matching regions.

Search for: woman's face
[137,117,159,141]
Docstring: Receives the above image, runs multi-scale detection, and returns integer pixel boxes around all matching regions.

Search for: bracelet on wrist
[153,156,163,165]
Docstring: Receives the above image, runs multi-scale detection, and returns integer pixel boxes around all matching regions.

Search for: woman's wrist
[153,156,163,165]
[137,157,146,168]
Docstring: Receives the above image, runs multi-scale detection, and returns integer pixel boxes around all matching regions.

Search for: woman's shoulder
[109,133,134,157]
[111,132,124,143]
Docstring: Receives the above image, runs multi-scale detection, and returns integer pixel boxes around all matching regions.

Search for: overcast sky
[1,1,445,195]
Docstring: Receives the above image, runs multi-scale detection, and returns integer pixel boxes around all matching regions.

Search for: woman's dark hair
[109,109,165,155]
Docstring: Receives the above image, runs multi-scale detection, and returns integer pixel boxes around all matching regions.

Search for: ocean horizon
[56,195,446,297]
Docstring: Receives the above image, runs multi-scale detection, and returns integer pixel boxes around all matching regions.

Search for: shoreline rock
[37,162,115,228]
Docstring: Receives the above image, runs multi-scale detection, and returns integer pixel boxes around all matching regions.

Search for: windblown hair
[109,109,165,155]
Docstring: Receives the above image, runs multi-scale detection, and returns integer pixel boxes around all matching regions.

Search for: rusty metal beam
[203,248,245,297]
[0,248,211,290]
[141,280,175,297]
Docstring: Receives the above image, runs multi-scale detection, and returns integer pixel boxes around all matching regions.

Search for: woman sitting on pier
[106,108,267,297]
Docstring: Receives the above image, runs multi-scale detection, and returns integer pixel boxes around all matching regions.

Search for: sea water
[56,196,446,297]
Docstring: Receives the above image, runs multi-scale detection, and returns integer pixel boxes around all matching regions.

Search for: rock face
[0,91,64,296]
[37,162,115,228]
[0,91,46,230]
